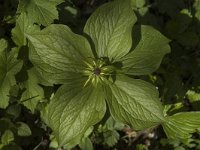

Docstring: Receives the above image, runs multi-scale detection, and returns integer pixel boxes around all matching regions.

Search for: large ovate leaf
[20,69,44,113]
[28,24,94,84]
[0,42,22,108]
[162,112,200,140]
[84,0,136,60]
[17,0,59,26]
[122,25,170,75]
[12,12,39,47]
[46,81,106,148]
[105,75,164,130]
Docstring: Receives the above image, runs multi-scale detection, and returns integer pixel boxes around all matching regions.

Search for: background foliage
[0,0,200,149]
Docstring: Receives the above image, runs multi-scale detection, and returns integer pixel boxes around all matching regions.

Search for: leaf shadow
[83,32,98,58]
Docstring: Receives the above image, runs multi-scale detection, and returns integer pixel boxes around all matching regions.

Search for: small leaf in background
[165,9,192,39]
[177,32,199,47]
[17,0,60,26]
[186,90,200,111]
[1,130,14,145]
[12,12,40,47]
[79,137,93,150]
[104,117,124,131]
[175,146,185,150]
[0,43,23,108]
[1,143,22,150]
[131,0,146,9]
[94,117,124,147]
[6,105,21,119]
[49,0,64,5]
[103,130,119,147]
[194,0,200,22]
[49,134,58,149]
[16,122,32,136]
[20,69,44,113]
[79,127,94,150]
[162,73,183,104]
[155,0,185,17]
[136,144,148,150]
[0,118,15,133]
[0,39,7,52]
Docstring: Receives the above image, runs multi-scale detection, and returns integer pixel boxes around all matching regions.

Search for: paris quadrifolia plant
[25,0,200,149]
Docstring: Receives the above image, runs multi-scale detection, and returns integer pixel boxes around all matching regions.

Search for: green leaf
[6,105,21,119]
[84,0,137,60]
[103,130,120,147]
[131,0,146,9]
[136,144,148,150]
[20,69,44,113]
[104,117,124,131]
[0,39,7,52]
[17,0,59,26]
[177,32,199,47]
[162,112,200,140]
[0,118,15,133]
[49,135,58,149]
[12,12,40,47]
[186,90,200,110]
[1,143,22,150]
[165,11,192,39]
[156,0,185,17]
[79,127,93,150]
[79,137,93,150]
[1,130,14,145]
[122,25,170,75]
[46,82,106,148]
[28,24,93,84]
[49,0,64,5]
[29,68,53,86]
[105,75,164,130]
[16,122,32,136]
[193,0,200,22]
[0,45,23,108]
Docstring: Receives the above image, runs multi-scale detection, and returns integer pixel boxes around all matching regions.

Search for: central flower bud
[84,58,115,86]
[93,68,101,75]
